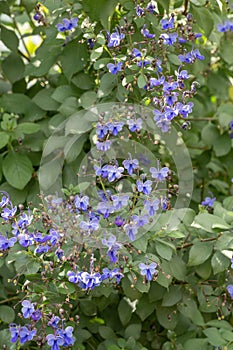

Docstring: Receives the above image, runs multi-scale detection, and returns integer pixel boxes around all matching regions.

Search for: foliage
[0,0,233,349]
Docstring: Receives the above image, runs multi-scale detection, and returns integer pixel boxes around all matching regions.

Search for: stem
[0,296,19,305]
[12,15,31,60]
[177,234,222,249]
[183,0,189,15]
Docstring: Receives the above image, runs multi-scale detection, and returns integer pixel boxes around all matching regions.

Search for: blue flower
[150,166,169,181]
[48,315,61,328]
[230,120,233,130]
[18,233,34,247]
[102,235,121,263]
[1,206,17,220]
[107,121,124,136]
[176,102,194,118]
[107,27,125,47]
[21,300,35,319]
[107,62,123,74]
[124,223,138,241]
[0,194,9,208]
[57,17,78,32]
[149,75,165,89]
[114,216,125,227]
[78,271,102,289]
[111,194,129,210]
[31,309,42,321]
[9,324,20,343]
[74,195,89,211]
[19,326,36,344]
[67,271,79,283]
[227,285,233,299]
[191,48,205,61]
[217,20,233,32]
[96,123,109,139]
[175,69,189,80]
[123,157,139,175]
[144,198,160,216]
[79,217,99,234]
[135,5,144,17]
[96,140,112,152]
[57,326,75,346]
[127,118,143,132]
[160,32,178,45]
[97,201,114,218]
[160,17,174,30]
[105,165,124,182]
[131,214,149,227]
[136,179,152,195]
[146,2,156,13]
[201,196,216,207]
[0,235,17,250]
[141,24,155,38]
[139,262,157,281]
[46,334,64,350]
[156,117,171,133]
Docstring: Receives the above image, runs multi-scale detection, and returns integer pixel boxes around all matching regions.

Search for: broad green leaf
[156,305,178,330]
[169,255,186,281]
[190,0,206,5]
[80,300,97,316]
[60,42,88,80]
[178,297,204,326]
[183,339,208,350]
[188,241,213,266]
[207,320,233,330]
[64,134,87,163]
[191,213,230,232]
[99,326,116,340]
[72,73,94,90]
[97,73,117,98]
[0,306,15,324]
[213,133,232,157]
[0,132,9,149]
[125,324,142,340]
[79,91,97,109]
[118,297,133,325]
[137,74,147,89]
[162,285,182,307]
[90,46,104,62]
[1,25,19,52]
[3,152,33,190]
[220,39,233,65]
[201,123,219,146]
[33,88,60,111]
[51,85,76,103]
[191,6,214,36]
[203,327,226,346]
[2,53,24,83]
[136,294,155,321]
[16,122,41,134]
[211,251,230,274]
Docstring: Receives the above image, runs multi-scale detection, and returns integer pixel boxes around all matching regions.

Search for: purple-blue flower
[79,217,99,234]
[48,315,61,328]
[227,285,233,298]
[123,157,139,175]
[131,214,149,227]
[201,196,216,207]
[46,334,64,350]
[97,201,114,218]
[107,121,124,136]
[124,223,138,241]
[135,5,144,17]
[139,262,157,281]
[21,300,35,319]
[0,235,17,250]
[74,195,89,211]
[57,326,75,346]
[136,179,152,195]
[102,235,122,263]
[150,166,169,181]
[96,140,112,152]
[107,27,125,47]
[1,206,17,220]
[96,123,109,139]
[144,198,160,216]
[17,212,33,228]
[19,326,36,344]
[146,2,156,13]
[127,118,143,132]
[160,32,178,45]
[111,194,129,210]
[141,24,155,38]
[160,17,174,30]
[57,17,78,32]
[107,62,123,74]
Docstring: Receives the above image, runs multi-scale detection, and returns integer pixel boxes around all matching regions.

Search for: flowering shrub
[0,0,233,349]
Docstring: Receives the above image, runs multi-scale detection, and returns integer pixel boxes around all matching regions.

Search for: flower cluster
[217,20,233,32]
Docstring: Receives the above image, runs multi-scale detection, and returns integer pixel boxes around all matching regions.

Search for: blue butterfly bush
[1,0,232,349]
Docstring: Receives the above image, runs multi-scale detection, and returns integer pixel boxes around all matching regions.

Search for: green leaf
[0,25,19,52]
[183,339,208,350]
[0,132,9,149]
[156,305,178,330]
[3,152,33,190]
[203,327,226,347]
[188,241,213,266]
[33,88,60,111]
[64,134,87,163]
[211,251,230,274]
[201,123,219,146]
[191,213,230,232]
[118,297,133,325]
[207,320,233,330]
[0,306,15,323]
[213,133,232,157]
[72,73,94,90]
[220,39,233,65]
[178,297,204,326]
[190,0,206,5]
[16,122,41,134]
[39,157,63,192]
[125,324,142,340]
[155,239,174,261]
[137,74,147,89]
[82,0,118,29]
[97,73,117,98]
[79,300,97,316]
[90,46,104,62]
[99,326,116,340]
[136,294,155,321]
[60,42,88,80]
[217,104,233,128]
[51,85,76,103]
[191,6,214,36]
[2,53,25,83]
[169,255,187,281]
[79,91,97,109]
[162,286,183,307]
